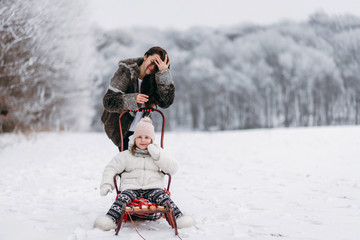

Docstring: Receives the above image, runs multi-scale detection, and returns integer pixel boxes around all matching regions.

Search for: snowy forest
[1,0,360,133]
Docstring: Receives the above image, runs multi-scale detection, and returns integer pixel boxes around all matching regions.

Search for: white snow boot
[176,215,195,229]
[94,215,117,231]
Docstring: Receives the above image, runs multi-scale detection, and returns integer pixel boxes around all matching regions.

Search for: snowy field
[0,126,359,240]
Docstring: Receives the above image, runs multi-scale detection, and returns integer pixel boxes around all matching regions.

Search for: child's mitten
[100,184,113,196]
[147,143,161,160]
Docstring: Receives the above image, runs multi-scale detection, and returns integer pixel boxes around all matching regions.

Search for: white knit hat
[133,117,155,142]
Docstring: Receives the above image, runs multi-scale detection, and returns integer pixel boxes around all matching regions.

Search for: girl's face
[143,54,160,75]
[135,135,152,150]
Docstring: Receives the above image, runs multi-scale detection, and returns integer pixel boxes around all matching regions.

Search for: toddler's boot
[176,215,195,229]
[94,215,117,231]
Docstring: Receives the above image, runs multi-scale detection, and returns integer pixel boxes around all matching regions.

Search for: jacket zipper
[142,157,146,187]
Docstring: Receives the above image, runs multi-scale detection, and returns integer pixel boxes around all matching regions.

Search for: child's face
[135,135,152,150]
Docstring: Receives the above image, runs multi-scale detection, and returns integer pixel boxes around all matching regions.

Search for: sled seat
[113,173,178,235]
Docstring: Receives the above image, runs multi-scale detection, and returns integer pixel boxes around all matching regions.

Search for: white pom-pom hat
[133,117,155,143]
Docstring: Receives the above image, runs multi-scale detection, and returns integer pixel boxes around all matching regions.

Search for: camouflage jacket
[101,57,175,147]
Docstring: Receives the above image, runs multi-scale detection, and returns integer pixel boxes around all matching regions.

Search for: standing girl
[101,46,175,151]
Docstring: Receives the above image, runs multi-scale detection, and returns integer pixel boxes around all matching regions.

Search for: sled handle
[118,108,165,152]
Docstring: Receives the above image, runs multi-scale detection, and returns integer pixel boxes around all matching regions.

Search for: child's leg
[106,189,139,222]
[145,189,183,219]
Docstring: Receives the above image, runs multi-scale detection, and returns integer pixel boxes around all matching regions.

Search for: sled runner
[114,108,178,236]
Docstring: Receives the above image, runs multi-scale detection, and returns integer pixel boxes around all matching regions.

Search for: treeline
[1,6,360,133]
[94,12,360,131]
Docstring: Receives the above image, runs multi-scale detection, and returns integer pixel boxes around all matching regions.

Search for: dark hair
[131,143,137,155]
[141,46,170,107]
[144,46,169,63]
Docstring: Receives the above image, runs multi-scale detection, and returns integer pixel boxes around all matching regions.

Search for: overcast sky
[89,0,360,30]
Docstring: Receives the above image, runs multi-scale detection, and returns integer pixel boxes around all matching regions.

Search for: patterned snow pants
[106,188,182,222]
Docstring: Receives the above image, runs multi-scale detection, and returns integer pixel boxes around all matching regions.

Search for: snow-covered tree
[333,29,360,124]
[0,0,98,133]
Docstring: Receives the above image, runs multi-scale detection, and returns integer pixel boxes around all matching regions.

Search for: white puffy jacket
[100,149,178,191]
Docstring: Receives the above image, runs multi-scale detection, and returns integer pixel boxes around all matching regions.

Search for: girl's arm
[100,152,126,189]
[148,144,178,175]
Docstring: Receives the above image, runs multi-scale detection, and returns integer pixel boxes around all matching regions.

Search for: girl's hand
[148,143,161,160]
[100,184,113,196]
[136,94,149,104]
[155,54,170,72]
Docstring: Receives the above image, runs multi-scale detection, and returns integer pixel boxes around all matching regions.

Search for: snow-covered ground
[0,126,359,240]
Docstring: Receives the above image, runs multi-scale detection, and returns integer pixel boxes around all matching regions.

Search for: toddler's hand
[100,184,113,196]
[148,143,161,160]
